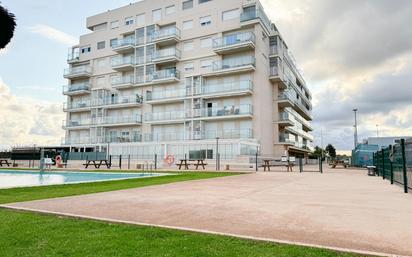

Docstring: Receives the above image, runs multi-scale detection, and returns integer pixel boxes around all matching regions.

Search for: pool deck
[2,168,412,256]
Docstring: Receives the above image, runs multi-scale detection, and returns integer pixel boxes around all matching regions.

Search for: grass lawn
[0,209,363,257]
[0,171,238,204]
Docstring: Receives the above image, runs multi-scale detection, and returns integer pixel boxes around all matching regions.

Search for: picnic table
[0,159,11,167]
[83,160,111,169]
[261,159,295,172]
[176,159,208,170]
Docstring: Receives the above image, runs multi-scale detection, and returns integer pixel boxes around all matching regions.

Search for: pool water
[0,170,168,189]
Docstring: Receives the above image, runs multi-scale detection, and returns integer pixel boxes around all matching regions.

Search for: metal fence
[373,139,411,193]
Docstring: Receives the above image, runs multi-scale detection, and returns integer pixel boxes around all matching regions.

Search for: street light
[376,124,379,137]
[353,108,358,149]
[215,137,220,171]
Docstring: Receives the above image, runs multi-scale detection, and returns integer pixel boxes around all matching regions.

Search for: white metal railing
[213,32,256,49]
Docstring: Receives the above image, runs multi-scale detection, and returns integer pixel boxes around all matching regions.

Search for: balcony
[62,137,91,145]
[63,83,91,96]
[145,110,187,124]
[269,45,279,56]
[62,119,91,130]
[96,115,142,127]
[269,65,287,89]
[194,104,253,120]
[201,80,253,98]
[152,48,181,64]
[285,126,314,142]
[152,69,180,84]
[111,38,136,53]
[204,56,256,77]
[212,32,256,55]
[146,88,186,104]
[277,92,294,108]
[152,26,181,46]
[144,132,186,142]
[104,134,142,143]
[202,128,254,140]
[278,134,311,152]
[103,95,143,109]
[276,111,294,126]
[63,101,91,112]
[111,56,135,71]
[67,47,80,64]
[63,65,92,79]
[240,7,273,34]
[111,76,134,89]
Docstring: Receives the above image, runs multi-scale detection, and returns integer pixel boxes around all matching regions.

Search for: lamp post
[376,124,379,137]
[216,137,220,171]
[353,108,358,149]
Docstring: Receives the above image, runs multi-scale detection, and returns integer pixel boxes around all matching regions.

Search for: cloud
[27,24,77,46]
[0,78,65,146]
[260,0,412,151]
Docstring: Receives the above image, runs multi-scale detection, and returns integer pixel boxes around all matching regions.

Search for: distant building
[352,136,411,167]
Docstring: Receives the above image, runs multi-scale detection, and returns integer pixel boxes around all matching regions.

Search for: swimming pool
[0,170,169,189]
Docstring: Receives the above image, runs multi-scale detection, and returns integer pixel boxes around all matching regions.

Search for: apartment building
[62,0,313,162]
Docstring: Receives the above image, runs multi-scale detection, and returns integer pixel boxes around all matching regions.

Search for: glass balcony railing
[64,66,92,77]
[103,95,143,106]
[212,32,256,49]
[279,111,293,122]
[63,119,91,128]
[64,101,91,110]
[111,38,136,49]
[152,69,180,81]
[199,104,253,118]
[203,129,253,140]
[111,76,134,86]
[240,7,273,33]
[146,88,186,101]
[269,45,279,56]
[111,56,135,67]
[104,134,142,143]
[145,110,186,122]
[202,80,253,95]
[63,83,91,94]
[67,49,80,62]
[145,132,186,142]
[152,26,181,41]
[97,115,142,125]
[152,48,181,60]
[212,56,255,71]
[270,65,281,77]
[62,137,91,145]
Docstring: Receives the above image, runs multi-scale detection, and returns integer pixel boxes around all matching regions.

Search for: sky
[0,0,412,152]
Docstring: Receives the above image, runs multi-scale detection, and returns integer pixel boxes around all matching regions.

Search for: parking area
[3,167,412,256]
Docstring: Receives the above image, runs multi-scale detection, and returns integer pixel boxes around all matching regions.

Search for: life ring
[55,155,62,166]
[165,155,175,166]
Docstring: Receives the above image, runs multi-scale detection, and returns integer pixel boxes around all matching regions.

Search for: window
[136,13,145,26]
[200,15,211,27]
[110,20,119,29]
[222,9,239,21]
[125,17,134,26]
[184,62,194,72]
[183,20,193,30]
[201,59,212,68]
[184,41,194,51]
[110,38,118,47]
[165,5,176,15]
[200,37,212,48]
[182,0,193,10]
[97,41,105,50]
[199,0,211,3]
[152,9,162,22]
[81,46,91,53]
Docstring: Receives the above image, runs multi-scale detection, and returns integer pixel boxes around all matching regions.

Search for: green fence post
[389,145,394,185]
[400,139,408,193]
[382,149,385,180]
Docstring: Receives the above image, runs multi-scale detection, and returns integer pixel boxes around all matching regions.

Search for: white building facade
[62,0,313,162]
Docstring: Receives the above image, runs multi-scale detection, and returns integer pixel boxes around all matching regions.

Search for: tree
[0,4,16,49]
[325,144,337,158]
[309,146,325,158]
